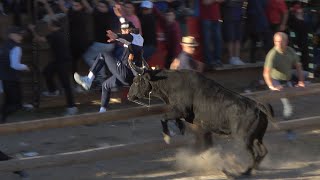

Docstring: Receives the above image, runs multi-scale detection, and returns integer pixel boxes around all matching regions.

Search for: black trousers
[90,53,134,108]
[0,150,10,161]
[1,80,22,122]
[43,61,75,107]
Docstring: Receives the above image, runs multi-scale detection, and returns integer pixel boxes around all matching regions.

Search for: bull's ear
[144,73,151,80]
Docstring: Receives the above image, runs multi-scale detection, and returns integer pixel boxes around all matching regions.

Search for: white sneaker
[42,90,60,97]
[22,104,34,111]
[230,57,245,65]
[64,107,78,116]
[281,98,293,119]
[99,107,107,113]
[74,73,92,91]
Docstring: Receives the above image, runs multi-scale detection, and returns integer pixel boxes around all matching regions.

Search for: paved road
[0,94,319,180]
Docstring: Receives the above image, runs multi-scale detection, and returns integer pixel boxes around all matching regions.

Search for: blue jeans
[201,20,222,65]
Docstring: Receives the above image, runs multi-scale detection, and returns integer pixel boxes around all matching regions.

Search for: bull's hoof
[222,169,237,180]
[162,133,171,144]
[176,121,186,135]
[179,123,186,135]
[222,168,252,180]
[14,170,29,179]
[241,168,252,176]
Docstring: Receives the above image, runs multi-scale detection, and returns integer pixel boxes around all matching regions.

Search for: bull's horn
[128,59,145,75]
[142,58,150,70]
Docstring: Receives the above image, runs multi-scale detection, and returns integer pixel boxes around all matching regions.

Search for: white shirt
[9,46,28,71]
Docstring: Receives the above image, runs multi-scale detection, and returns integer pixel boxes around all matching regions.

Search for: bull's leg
[194,132,213,152]
[188,123,203,151]
[242,148,254,176]
[188,124,213,152]
[161,110,185,144]
[252,114,269,169]
[175,118,186,135]
[203,132,213,149]
[242,135,269,175]
[253,139,268,169]
[237,137,256,176]
[161,119,171,144]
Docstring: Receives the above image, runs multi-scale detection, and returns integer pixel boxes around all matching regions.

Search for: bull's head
[127,72,152,102]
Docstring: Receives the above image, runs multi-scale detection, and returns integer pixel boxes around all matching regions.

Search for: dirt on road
[0,94,319,180]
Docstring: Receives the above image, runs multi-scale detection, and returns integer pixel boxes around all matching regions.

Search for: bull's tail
[258,103,280,130]
[266,103,274,117]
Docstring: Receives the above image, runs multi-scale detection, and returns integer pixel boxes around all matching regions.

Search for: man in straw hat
[170,36,203,71]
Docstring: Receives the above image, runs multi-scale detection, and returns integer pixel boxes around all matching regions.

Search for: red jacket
[154,8,182,58]
[199,0,222,21]
[266,0,288,24]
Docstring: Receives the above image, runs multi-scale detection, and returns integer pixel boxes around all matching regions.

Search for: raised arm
[57,0,69,14]
[38,0,56,18]
[106,30,133,44]
[28,24,47,43]
[81,0,94,14]
[113,2,124,18]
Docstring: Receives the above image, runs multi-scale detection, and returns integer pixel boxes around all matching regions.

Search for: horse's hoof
[163,133,171,144]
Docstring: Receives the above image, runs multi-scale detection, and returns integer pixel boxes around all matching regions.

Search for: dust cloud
[174,141,252,176]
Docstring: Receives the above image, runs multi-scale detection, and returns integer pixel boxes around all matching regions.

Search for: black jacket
[0,40,20,81]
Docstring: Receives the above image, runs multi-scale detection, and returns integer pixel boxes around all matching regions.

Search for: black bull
[127,69,274,176]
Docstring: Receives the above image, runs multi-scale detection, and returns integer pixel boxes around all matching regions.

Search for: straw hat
[181,36,199,47]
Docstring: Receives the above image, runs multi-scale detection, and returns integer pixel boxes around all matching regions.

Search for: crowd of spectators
[1,0,320,119]
[1,1,320,67]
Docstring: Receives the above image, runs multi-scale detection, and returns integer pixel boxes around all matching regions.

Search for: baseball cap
[140,1,153,9]
[121,21,135,29]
